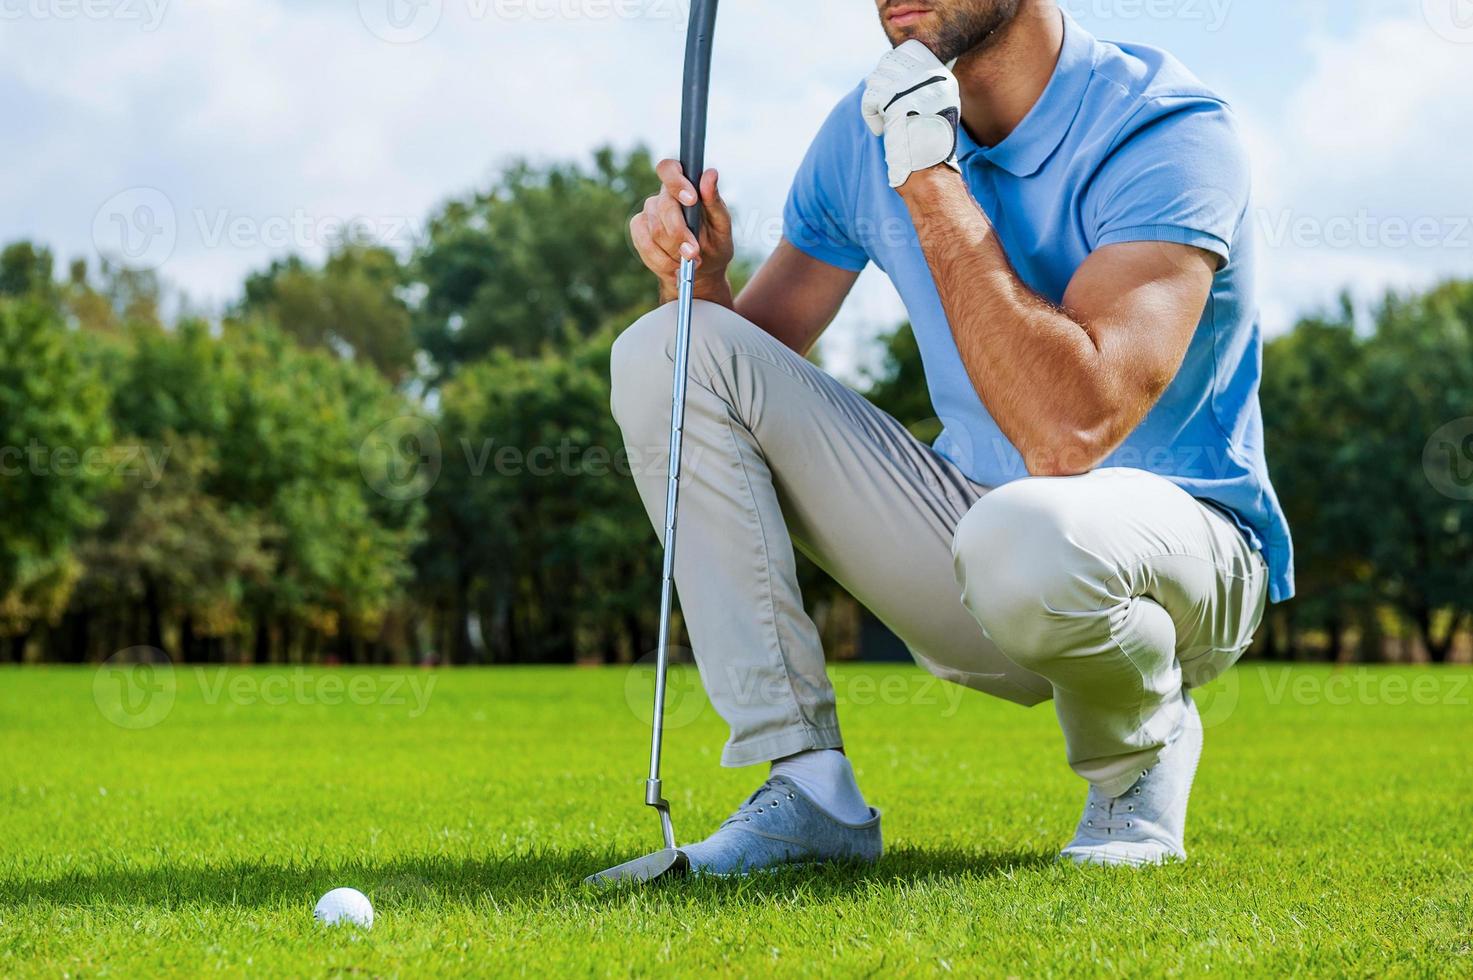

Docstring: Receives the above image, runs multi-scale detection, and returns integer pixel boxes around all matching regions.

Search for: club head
[583,847,689,888]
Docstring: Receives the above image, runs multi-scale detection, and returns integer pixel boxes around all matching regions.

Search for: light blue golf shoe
[681,775,882,876]
[1060,693,1204,867]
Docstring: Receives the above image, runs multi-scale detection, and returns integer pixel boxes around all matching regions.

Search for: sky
[3,0,1472,377]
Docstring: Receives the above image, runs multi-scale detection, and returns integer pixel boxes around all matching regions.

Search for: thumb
[860,85,887,136]
[700,169,732,238]
[895,38,944,68]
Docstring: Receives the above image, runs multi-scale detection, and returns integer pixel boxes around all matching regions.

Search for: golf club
[584,0,719,889]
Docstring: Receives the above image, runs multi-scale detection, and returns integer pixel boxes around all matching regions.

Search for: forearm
[899,168,1124,474]
[733,289,817,355]
[732,240,859,356]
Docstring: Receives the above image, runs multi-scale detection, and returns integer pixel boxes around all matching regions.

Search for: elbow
[1017,419,1123,479]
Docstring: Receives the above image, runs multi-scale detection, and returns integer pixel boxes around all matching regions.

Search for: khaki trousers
[611,301,1268,796]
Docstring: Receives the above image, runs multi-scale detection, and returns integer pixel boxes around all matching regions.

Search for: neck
[953,1,1065,148]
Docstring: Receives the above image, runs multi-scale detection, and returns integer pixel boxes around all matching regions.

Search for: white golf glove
[861,40,962,189]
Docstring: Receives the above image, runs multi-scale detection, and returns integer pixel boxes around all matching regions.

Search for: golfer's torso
[791,27,1294,600]
[857,140,1261,492]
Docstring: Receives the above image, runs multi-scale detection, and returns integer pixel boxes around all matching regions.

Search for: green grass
[1,662,1470,977]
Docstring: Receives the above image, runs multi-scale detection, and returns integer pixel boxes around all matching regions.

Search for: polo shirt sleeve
[1085,98,1250,270]
[783,90,871,272]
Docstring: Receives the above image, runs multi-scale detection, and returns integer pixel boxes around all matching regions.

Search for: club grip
[680,0,718,236]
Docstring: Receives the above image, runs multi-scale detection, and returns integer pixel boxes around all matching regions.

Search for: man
[613,0,1292,870]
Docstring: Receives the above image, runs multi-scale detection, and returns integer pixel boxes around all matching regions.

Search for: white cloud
[0,0,894,364]
[1246,8,1473,333]
[3,2,1470,371]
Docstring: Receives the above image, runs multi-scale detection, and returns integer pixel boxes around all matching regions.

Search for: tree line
[0,147,1469,665]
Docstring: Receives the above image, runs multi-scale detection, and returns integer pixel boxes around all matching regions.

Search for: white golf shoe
[1060,692,1203,867]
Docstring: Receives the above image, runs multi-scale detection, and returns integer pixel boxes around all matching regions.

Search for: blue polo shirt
[783,11,1294,602]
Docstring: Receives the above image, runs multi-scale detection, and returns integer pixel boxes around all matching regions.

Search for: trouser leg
[950,469,1269,796]
[610,301,1051,767]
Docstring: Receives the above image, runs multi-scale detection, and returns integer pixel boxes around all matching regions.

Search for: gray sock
[770,749,871,824]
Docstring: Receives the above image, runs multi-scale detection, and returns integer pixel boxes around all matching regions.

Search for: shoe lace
[720,779,798,828]
[1083,767,1150,835]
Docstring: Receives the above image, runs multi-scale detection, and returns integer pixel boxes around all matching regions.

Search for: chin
[887,25,935,48]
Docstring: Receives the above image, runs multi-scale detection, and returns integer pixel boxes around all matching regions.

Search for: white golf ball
[314,887,374,928]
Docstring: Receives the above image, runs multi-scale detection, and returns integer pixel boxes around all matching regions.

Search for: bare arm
[735,240,858,355]
[897,167,1216,477]
[630,159,858,355]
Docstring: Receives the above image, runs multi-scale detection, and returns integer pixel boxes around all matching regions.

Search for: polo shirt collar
[957,9,1098,177]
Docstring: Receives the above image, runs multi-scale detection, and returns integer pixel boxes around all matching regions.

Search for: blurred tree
[0,242,57,305]
[1260,299,1372,659]
[5,151,1472,667]
[427,326,658,663]
[71,434,276,661]
[238,243,416,384]
[863,322,942,443]
[1358,283,1473,662]
[413,147,662,375]
[0,299,112,657]
[101,319,425,662]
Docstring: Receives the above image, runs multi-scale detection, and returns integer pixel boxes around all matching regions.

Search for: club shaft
[646,257,697,851]
[641,0,716,858]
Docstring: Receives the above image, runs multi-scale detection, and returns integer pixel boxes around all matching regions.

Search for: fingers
[655,158,699,209]
[860,85,887,136]
[632,194,686,271]
[634,161,736,283]
[698,168,732,242]
[630,213,677,278]
[656,189,699,259]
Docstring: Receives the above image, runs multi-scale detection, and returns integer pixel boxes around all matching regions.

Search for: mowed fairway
[1,662,1470,977]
